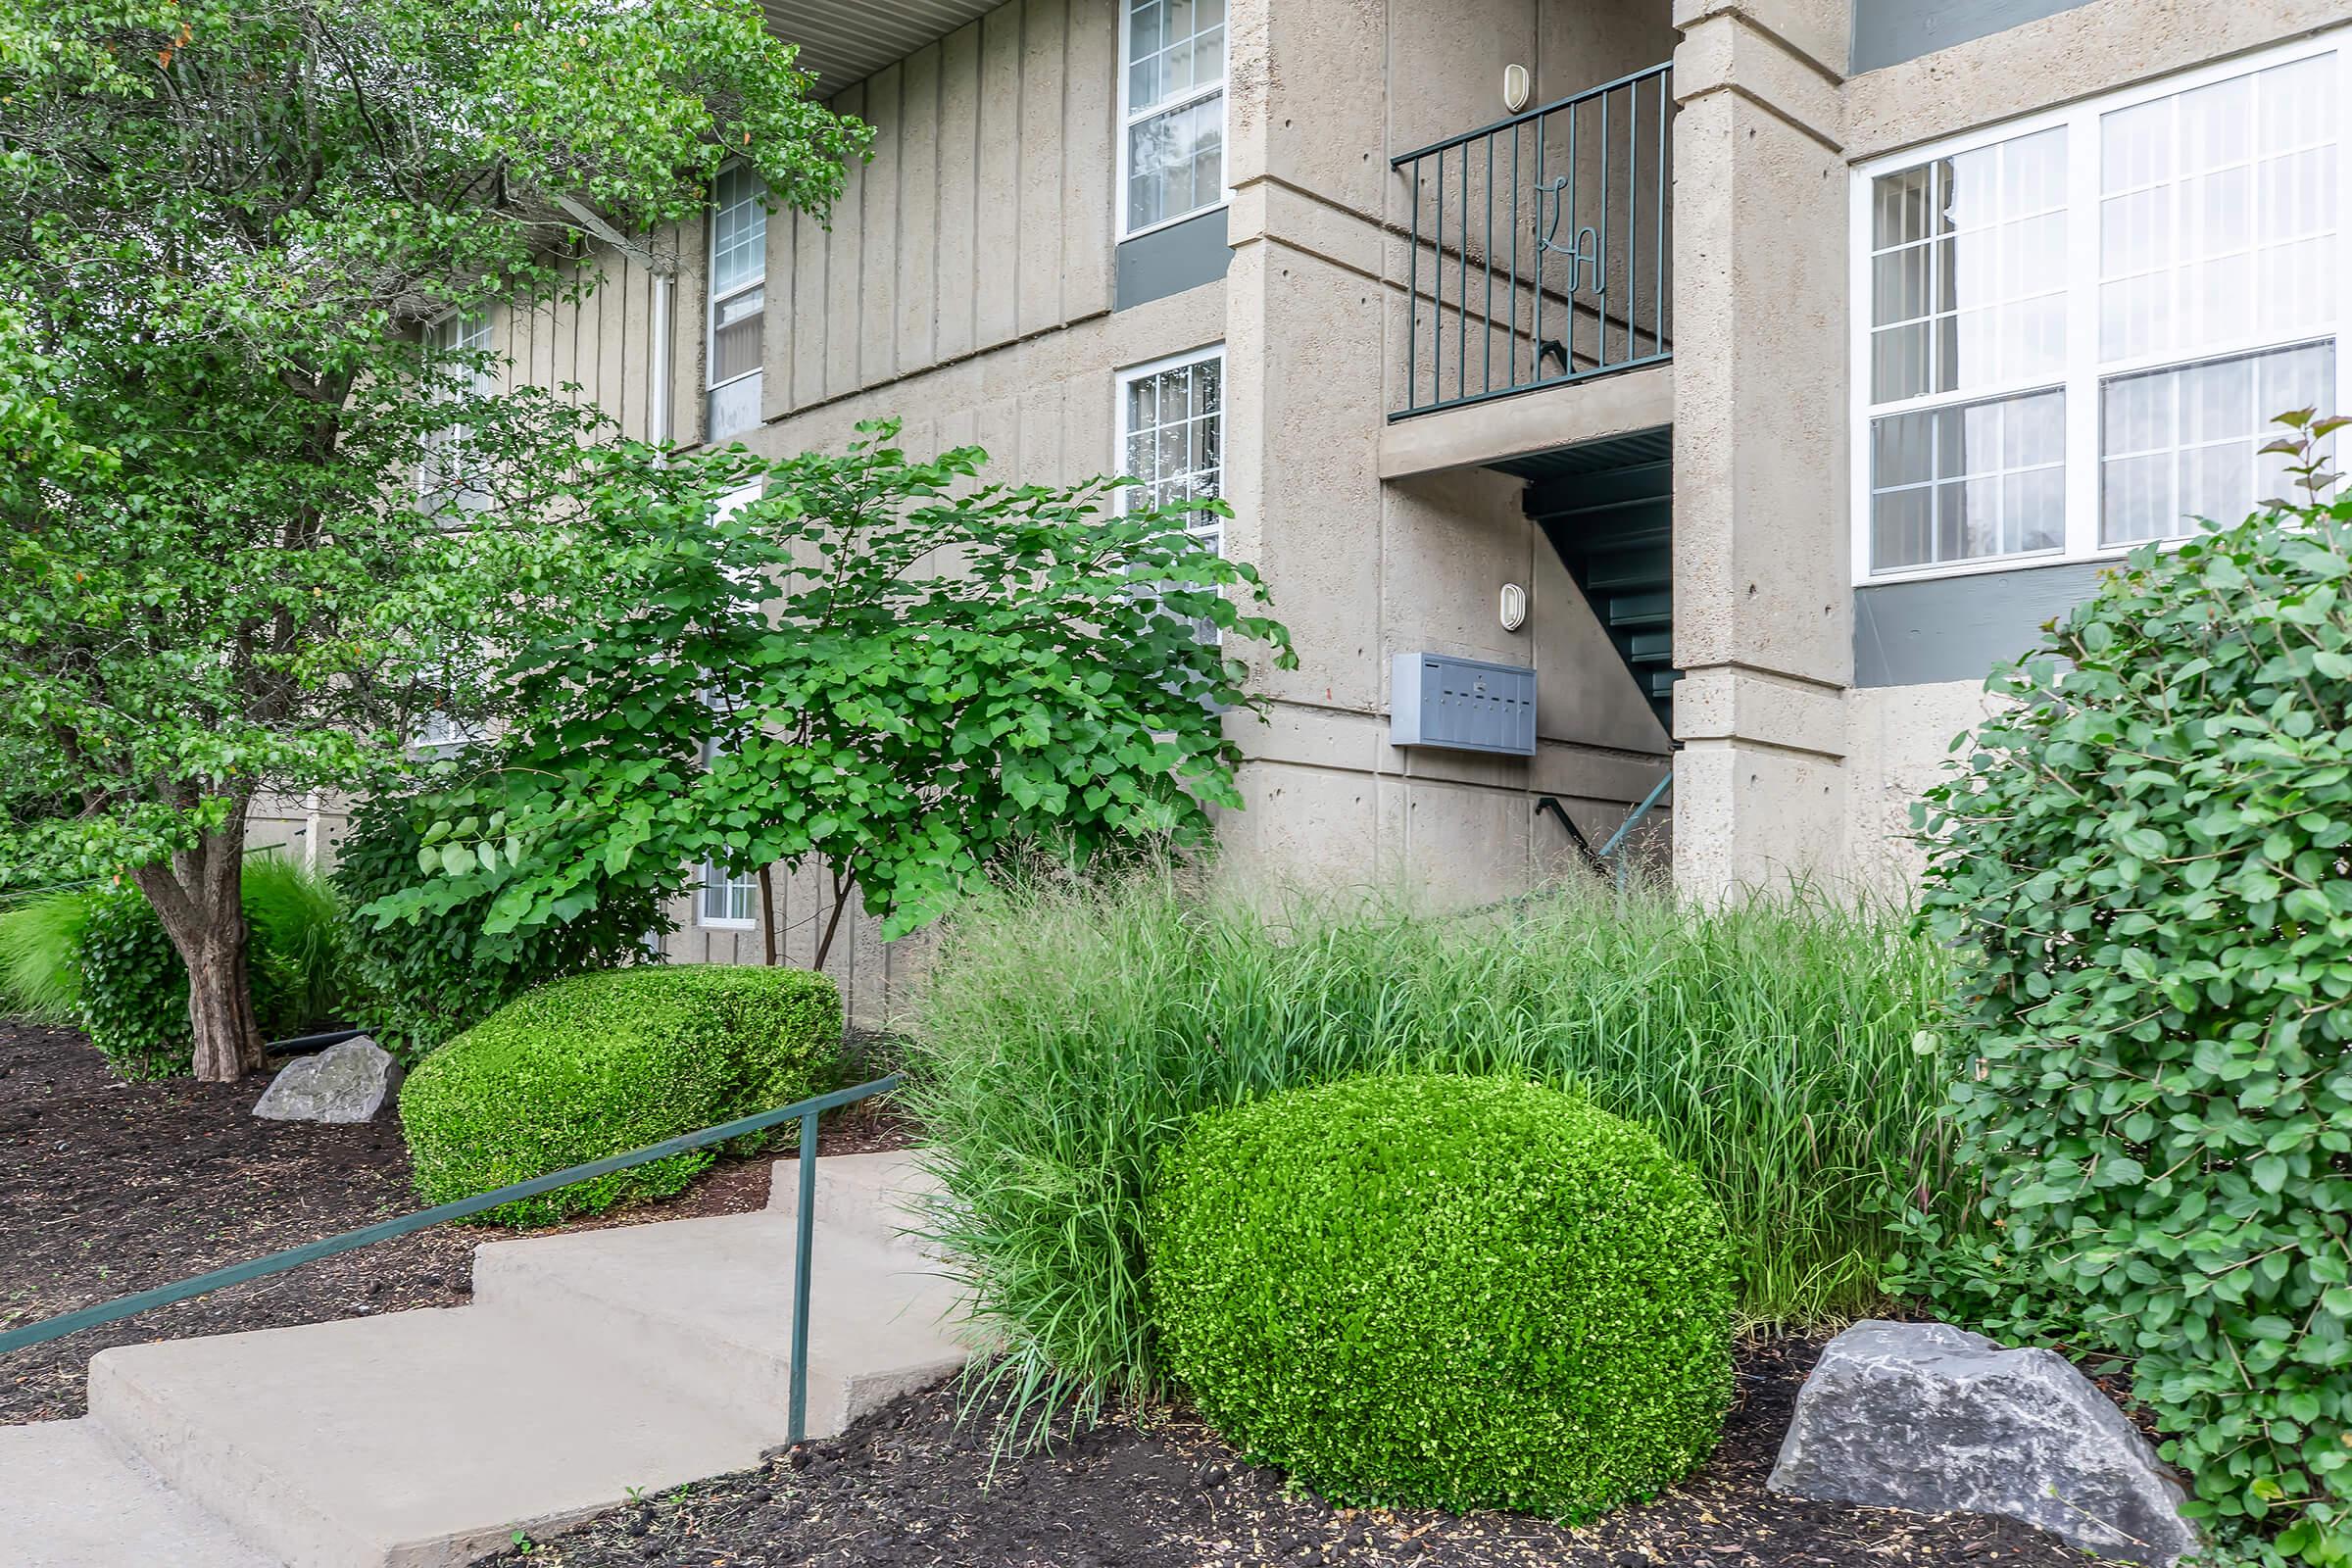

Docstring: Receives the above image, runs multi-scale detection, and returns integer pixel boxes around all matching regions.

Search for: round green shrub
[1148,1072,1735,1519]
[1907,429,2352,1566]
[400,964,844,1227]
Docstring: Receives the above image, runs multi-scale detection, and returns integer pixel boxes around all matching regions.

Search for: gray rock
[252,1036,402,1124]
[1769,1320,2198,1566]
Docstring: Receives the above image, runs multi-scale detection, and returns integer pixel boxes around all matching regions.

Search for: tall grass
[0,889,94,1022]
[0,856,347,1039]
[240,855,349,1034]
[905,867,1965,1430]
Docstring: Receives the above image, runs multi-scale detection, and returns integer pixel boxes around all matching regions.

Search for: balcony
[1391,64,1674,421]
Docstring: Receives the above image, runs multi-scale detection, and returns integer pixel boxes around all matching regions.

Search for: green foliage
[381,423,1297,968]
[0,0,870,886]
[400,965,844,1227]
[0,889,92,1023]
[905,866,1957,1435]
[61,858,351,1077]
[1905,424,2352,1568]
[335,791,674,1062]
[240,856,350,1037]
[1151,1073,1735,1518]
[0,0,866,1074]
[76,884,194,1079]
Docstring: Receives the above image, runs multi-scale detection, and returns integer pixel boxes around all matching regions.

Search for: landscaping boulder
[253,1036,401,1124]
[1769,1320,2197,1566]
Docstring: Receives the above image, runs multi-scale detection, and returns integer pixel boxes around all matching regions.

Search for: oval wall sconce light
[1503,64,1531,114]
[1498,582,1529,631]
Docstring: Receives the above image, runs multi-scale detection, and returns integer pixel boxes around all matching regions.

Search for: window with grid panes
[1853,41,2342,580]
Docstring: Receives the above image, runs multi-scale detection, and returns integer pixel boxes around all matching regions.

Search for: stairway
[0,1152,965,1568]
[1504,428,1678,732]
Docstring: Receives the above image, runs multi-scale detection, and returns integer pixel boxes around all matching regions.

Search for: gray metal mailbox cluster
[1389,652,1539,758]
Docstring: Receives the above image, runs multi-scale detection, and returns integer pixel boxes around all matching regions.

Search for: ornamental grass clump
[1150,1073,1735,1518]
[401,965,842,1226]
[905,864,1954,1437]
[1905,420,2352,1567]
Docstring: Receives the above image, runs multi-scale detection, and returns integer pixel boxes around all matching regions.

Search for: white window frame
[1115,0,1230,241]
[706,164,766,437]
[419,307,495,512]
[697,860,758,930]
[1114,343,1226,536]
[1848,32,2352,587]
[692,675,760,930]
[1116,344,1227,646]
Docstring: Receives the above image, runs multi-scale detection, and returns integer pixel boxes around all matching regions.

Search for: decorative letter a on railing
[1536,175,1602,296]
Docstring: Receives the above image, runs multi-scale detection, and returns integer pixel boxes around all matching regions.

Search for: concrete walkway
[0,1152,967,1568]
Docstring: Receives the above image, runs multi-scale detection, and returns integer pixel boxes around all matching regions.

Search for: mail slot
[1389,653,1538,757]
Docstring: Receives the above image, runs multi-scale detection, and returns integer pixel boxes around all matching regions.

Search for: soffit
[762,0,1005,93]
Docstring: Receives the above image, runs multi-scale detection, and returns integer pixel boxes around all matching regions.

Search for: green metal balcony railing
[1394,63,1674,419]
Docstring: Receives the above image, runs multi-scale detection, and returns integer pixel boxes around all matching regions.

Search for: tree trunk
[812,863,857,973]
[759,864,778,966]
[130,811,267,1083]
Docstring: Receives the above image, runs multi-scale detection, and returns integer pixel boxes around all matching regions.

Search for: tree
[0,0,869,1078]
[370,423,1297,965]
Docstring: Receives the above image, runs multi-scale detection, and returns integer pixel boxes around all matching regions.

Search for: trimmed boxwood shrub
[1906,427,2352,1567]
[400,965,843,1227]
[1148,1072,1735,1519]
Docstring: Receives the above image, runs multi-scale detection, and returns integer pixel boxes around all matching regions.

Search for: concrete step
[763,1148,942,1254]
[0,1419,275,1568]
[471,1207,966,1440]
[87,1305,777,1568]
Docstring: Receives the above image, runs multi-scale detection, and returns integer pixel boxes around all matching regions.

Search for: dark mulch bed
[475,1339,2089,1568]
[0,1018,915,1425]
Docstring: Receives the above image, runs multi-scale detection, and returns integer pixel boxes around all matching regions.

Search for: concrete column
[1668,0,1853,897]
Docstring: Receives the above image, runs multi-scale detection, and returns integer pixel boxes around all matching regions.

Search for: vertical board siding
[791,181,831,410]
[1061,0,1115,318]
[935,22,983,363]
[898,45,944,371]
[860,66,905,388]
[753,0,1119,422]
[824,83,867,399]
[1017,0,1068,336]
[973,5,1025,348]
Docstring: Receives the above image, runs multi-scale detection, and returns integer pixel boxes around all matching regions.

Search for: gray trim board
[1113,210,1233,312]
[1854,560,2109,687]
[1850,0,2099,73]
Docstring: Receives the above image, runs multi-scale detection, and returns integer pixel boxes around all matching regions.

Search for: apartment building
[272,0,2351,997]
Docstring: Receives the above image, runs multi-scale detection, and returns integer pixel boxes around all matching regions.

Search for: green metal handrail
[0,1071,904,1446]
[1535,767,1673,892]
[1394,61,1674,419]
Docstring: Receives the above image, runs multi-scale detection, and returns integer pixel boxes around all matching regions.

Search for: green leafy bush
[1150,1073,1734,1517]
[0,889,92,1023]
[76,884,191,1078]
[1906,427,2352,1568]
[336,791,675,1062]
[906,867,1955,1434]
[400,965,844,1227]
[70,860,352,1078]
